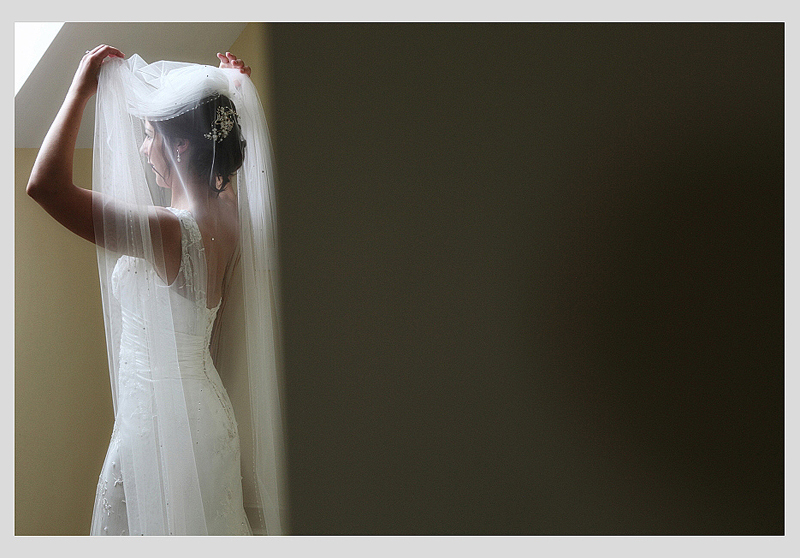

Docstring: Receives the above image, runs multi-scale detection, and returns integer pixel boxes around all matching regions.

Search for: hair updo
[152,94,246,195]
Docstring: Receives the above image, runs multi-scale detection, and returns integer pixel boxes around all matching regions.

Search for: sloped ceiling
[15,22,248,149]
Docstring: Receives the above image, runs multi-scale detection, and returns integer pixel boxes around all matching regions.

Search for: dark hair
[152,94,246,195]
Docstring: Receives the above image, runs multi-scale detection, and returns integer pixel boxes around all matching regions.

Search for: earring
[176,150,181,163]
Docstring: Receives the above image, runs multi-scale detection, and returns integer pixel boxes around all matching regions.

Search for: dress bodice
[111,208,220,377]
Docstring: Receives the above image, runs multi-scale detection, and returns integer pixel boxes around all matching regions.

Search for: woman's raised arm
[27,44,124,242]
[26,45,182,283]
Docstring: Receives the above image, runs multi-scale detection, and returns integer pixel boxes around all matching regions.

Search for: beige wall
[15,23,271,536]
[15,148,112,535]
[230,23,273,131]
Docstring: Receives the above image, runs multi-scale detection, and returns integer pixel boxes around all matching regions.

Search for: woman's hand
[217,52,251,77]
[69,44,125,100]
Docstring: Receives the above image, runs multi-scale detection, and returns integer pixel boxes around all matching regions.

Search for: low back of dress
[93,208,252,535]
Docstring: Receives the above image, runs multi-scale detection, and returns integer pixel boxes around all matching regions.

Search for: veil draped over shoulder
[91,54,287,535]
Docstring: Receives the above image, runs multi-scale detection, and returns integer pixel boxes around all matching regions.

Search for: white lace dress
[91,208,251,536]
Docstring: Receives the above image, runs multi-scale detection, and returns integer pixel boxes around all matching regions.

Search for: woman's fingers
[98,45,125,59]
[230,53,251,76]
[218,51,251,76]
[69,45,125,100]
[85,44,125,61]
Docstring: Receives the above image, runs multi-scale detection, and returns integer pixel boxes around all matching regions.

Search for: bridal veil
[91,54,287,535]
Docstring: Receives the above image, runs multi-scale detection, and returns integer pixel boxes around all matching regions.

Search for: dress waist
[119,306,213,380]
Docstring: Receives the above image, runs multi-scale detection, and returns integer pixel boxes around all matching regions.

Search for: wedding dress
[89,55,287,535]
[91,208,251,535]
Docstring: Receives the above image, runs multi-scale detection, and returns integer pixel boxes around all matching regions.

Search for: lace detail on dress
[166,207,204,301]
[168,208,204,253]
[92,422,129,535]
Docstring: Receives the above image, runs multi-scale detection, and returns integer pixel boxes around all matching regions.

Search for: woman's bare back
[193,188,240,309]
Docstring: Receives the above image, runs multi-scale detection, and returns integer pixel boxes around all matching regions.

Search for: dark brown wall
[269,23,783,535]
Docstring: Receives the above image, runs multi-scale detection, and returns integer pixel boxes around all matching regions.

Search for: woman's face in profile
[140,121,171,189]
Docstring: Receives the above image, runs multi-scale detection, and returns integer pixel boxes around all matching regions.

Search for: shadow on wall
[269,23,783,535]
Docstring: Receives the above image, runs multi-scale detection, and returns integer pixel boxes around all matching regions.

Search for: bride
[26,45,287,535]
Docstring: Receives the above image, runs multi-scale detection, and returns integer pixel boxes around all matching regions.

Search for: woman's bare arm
[26,45,182,283]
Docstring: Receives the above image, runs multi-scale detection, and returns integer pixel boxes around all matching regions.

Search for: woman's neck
[169,179,209,211]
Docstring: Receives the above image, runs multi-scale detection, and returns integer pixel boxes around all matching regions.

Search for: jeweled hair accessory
[204,106,238,143]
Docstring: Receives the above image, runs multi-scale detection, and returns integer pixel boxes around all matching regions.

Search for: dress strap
[166,207,204,253]
[166,207,207,300]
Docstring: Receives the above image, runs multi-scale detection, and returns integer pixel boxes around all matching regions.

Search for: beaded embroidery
[204,106,238,143]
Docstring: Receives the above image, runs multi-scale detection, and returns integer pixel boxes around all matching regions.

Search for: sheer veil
[92,54,287,535]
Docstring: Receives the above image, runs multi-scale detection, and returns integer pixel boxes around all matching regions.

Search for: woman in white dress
[26,45,287,535]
